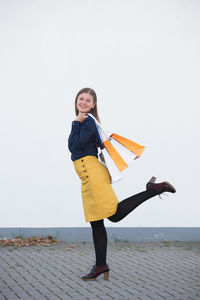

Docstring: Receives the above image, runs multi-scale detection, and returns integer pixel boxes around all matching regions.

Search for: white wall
[0,0,199,227]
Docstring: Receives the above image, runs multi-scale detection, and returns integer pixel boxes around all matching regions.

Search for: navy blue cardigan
[68,116,98,161]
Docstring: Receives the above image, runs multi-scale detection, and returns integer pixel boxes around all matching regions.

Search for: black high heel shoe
[146,176,176,198]
[81,264,110,281]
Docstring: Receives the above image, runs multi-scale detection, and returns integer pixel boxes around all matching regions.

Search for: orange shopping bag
[88,114,145,183]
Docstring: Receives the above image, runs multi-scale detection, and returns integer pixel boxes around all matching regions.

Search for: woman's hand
[75,112,88,123]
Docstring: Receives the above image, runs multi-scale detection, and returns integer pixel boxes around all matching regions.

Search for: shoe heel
[104,270,109,280]
[149,176,156,184]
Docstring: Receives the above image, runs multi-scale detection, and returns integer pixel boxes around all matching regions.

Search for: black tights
[90,189,157,266]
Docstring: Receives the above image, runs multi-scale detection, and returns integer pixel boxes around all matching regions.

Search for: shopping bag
[100,147,122,183]
[111,133,145,157]
[88,114,145,183]
[109,138,138,165]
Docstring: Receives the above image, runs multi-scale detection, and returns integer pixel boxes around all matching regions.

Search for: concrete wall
[0,0,199,228]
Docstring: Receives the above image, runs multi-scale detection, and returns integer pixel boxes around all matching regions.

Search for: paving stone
[1,241,200,299]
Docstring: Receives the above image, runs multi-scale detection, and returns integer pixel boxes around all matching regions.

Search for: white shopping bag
[99,147,122,183]
[109,138,137,165]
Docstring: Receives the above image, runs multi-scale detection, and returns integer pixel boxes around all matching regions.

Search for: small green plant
[111,234,121,243]
[53,230,59,240]
[184,247,193,250]
[32,236,37,241]
[17,229,24,239]
[114,236,120,243]
[163,241,170,247]
[8,265,15,269]
[135,247,147,253]
[16,234,24,240]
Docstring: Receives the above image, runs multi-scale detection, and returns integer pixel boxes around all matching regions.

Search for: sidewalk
[0,241,200,300]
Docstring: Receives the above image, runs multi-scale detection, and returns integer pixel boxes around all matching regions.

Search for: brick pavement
[0,241,200,300]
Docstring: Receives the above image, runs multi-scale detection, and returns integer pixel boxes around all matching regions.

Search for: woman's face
[76,92,95,113]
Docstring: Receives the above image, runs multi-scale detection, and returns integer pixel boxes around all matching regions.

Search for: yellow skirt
[73,155,119,222]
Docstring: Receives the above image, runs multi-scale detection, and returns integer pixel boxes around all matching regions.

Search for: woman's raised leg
[108,177,176,223]
[108,189,157,222]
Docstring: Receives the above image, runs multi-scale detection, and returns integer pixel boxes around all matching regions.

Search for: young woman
[68,87,176,281]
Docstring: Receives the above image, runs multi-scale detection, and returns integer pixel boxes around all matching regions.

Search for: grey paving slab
[0,241,200,299]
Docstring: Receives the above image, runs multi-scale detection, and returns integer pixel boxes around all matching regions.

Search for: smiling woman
[68,87,176,281]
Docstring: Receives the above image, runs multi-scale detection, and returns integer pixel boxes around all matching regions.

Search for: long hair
[75,87,100,123]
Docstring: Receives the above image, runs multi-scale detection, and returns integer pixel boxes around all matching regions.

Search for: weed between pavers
[162,241,170,247]
[135,247,148,253]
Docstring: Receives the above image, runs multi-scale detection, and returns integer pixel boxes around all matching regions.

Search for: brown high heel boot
[146,176,176,197]
[81,264,110,281]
